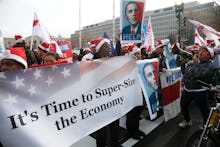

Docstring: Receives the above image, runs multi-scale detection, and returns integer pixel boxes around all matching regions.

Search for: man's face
[126,3,139,25]
[198,48,210,61]
[38,49,46,59]
[156,46,164,55]
[134,52,142,60]
[121,46,128,54]
[90,47,96,54]
[144,64,158,90]
[98,42,111,57]
[1,59,24,72]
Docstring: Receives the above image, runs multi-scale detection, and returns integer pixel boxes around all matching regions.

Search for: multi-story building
[71,1,220,48]
[4,36,69,49]
[3,1,219,49]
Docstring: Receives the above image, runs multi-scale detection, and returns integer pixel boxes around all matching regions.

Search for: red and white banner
[0,56,142,147]
[160,67,182,122]
[58,41,73,63]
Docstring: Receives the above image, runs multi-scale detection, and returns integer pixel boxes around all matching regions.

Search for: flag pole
[112,0,115,44]
[30,28,34,51]
[30,13,35,51]
[79,0,82,48]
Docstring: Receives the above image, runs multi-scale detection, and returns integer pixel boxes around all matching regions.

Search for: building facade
[71,1,220,48]
[4,36,69,49]
[3,1,220,49]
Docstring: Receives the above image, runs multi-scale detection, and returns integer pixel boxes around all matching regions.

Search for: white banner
[160,67,182,122]
[0,56,142,147]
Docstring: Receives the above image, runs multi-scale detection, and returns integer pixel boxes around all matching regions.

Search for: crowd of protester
[0,33,219,147]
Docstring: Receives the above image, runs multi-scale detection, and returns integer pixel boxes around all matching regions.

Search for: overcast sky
[0,0,217,38]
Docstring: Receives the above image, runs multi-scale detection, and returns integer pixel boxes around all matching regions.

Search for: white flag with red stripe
[160,67,182,122]
[32,13,63,56]
[194,28,205,46]
[143,16,155,52]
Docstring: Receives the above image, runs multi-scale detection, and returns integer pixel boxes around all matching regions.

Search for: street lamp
[175,3,185,47]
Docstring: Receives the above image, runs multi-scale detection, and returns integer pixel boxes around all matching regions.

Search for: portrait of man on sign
[143,62,159,91]
[121,0,144,43]
[142,61,159,115]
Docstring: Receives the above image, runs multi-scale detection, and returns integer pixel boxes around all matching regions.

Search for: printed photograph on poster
[137,58,159,120]
[120,0,145,43]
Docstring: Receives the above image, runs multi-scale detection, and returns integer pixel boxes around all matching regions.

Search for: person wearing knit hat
[89,37,119,147]
[126,43,145,140]
[150,39,166,59]
[90,37,111,58]
[37,42,50,63]
[13,35,40,66]
[13,35,26,48]
[200,45,216,60]
[178,45,217,128]
[81,40,99,61]
[150,39,167,72]
[81,48,92,61]
[117,43,129,56]
[14,35,24,44]
[191,44,200,55]
[154,39,165,50]
[0,47,27,72]
[128,44,142,60]
[140,45,148,59]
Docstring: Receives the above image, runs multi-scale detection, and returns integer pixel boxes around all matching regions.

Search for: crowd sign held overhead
[0,56,142,147]
[120,0,146,43]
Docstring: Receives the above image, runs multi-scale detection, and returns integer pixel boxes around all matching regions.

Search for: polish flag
[194,28,205,46]
[143,16,155,52]
[32,13,63,57]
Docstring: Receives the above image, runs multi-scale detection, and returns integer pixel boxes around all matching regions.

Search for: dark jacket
[183,60,216,90]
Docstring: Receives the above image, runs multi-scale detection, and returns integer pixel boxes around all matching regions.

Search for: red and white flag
[189,19,220,39]
[143,16,155,52]
[194,28,205,46]
[32,13,63,56]
[160,67,182,122]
